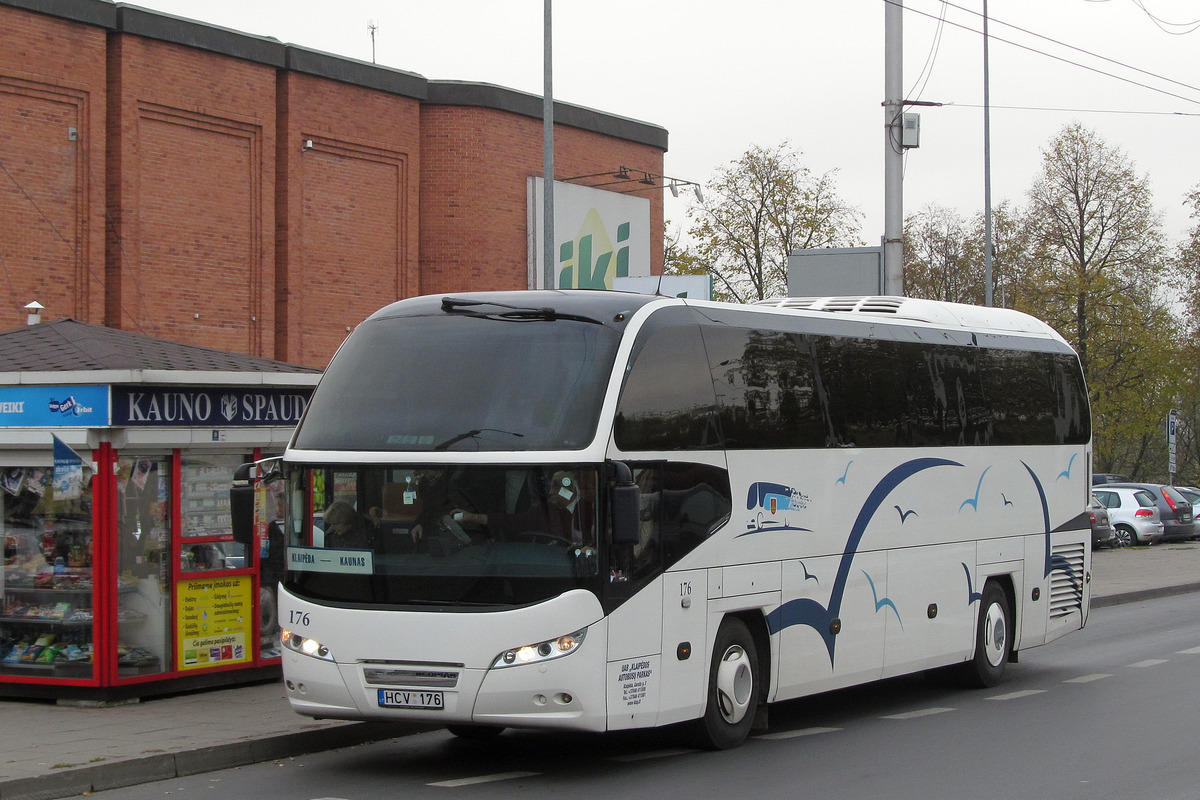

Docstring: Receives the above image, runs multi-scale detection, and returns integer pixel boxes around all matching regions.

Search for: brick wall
[0,5,107,330]
[419,107,665,297]
[0,1,666,369]
[106,34,277,357]
[276,72,421,367]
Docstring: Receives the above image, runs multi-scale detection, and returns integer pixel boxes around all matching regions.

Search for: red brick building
[0,0,668,369]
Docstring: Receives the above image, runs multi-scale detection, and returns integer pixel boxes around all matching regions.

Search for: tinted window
[295,313,622,451]
[693,322,1088,450]
[607,460,732,608]
[704,327,829,448]
[614,312,720,451]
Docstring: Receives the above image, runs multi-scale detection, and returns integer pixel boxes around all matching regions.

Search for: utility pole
[983,0,994,306]
[542,0,555,290]
[883,0,904,295]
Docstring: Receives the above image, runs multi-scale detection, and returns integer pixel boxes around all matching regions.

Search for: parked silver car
[1093,486,1164,547]
[1102,483,1195,542]
[1089,493,1117,549]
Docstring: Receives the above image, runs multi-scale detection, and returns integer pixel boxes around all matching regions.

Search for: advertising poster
[527,179,651,289]
[52,434,84,500]
[0,385,109,427]
[176,576,253,670]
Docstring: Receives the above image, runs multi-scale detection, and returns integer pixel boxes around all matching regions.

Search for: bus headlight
[281,629,334,662]
[492,628,587,669]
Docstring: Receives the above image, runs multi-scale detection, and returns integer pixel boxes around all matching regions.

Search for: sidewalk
[2,542,1197,800]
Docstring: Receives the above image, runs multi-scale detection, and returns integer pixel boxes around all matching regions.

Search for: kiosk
[0,320,320,700]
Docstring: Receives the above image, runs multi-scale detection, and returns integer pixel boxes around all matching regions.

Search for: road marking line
[1177,646,1200,655]
[882,707,955,720]
[429,771,540,787]
[986,689,1047,701]
[1064,673,1111,683]
[609,748,697,762]
[1128,659,1168,668]
[755,726,842,740]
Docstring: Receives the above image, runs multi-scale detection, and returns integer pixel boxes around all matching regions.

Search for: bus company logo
[48,396,92,417]
[743,481,811,535]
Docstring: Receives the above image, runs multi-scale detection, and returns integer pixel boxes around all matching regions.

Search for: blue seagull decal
[962,562,983,604]
[1022,461,1083,593]
[836,461,853,485]
[959,466,992,512]
[863,570,902,627]
[766,457,961,664]
[1057,453,1077,481]
[895,505,918,523]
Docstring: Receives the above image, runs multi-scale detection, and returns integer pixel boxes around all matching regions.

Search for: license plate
[377,689,444,710]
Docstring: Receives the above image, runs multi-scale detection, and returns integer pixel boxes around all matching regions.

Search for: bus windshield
[291,309,624,452]
[282,464,603,607]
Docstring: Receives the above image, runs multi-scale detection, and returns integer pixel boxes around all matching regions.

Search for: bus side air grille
[1048,541,1087,618]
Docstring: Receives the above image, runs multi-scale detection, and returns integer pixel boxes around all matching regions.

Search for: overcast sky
[131,0,1200,246]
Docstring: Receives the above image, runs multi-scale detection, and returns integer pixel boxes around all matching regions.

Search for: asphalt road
[91,593,1200,800]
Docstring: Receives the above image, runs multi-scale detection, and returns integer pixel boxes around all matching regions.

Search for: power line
[907,0,949,102]
[946,102,1200,117]
[938,0,1200,94]
[1129,0,1200,35]
[886,0,1200,107]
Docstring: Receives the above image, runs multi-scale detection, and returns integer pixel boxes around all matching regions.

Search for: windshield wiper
[432,428,525,451]
[441,297,604,325]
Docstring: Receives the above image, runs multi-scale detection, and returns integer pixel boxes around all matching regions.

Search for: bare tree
[1022,123,1183,475]
[1023,123,1166,375]
[904,204,973,302]
[687,143,862,302]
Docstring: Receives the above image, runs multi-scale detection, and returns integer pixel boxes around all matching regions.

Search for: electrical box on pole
[901,113,920,148]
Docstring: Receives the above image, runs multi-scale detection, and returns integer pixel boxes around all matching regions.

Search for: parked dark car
[1089,493,1117,549]
[1102,483,1195,542]
[1092,472,1132,486]
[1175,487,1200,540]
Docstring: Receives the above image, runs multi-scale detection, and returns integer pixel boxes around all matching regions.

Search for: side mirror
[229,462,257,559]
[609,461,641,545]
[229,458,283,566]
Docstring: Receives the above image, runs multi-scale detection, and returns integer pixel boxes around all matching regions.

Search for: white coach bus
[232,291,1092,749]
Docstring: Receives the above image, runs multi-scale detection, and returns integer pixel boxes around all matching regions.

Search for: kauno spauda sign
[113,387,311,427]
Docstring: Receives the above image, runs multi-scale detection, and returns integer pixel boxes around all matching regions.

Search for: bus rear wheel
[959,580,1011,688]
[692,616,758,749]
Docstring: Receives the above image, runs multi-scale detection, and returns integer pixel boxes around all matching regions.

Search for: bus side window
[661,463,732,564]
[608,462,731,587]
[610,465,663,585]
[614,318,719,451]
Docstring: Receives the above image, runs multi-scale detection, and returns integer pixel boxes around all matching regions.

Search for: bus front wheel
[693,616,758,749]
[959,580,1011,688]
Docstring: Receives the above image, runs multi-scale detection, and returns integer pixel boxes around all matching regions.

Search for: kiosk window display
[1,444,290,698]
[2,466,96,678]
[115,455,170,677]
